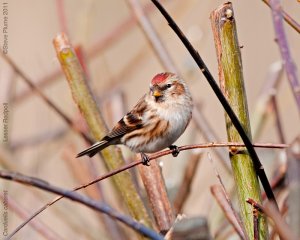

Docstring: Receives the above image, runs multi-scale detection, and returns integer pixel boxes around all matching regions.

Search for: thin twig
[0,193,64,240]
[150,0,277,206]
[0,170,163,240]
[7,142,287,236]
[270,0,300,114]
[262,0,300,34]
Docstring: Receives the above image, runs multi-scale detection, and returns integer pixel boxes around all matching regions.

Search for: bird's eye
[166,84,172,88]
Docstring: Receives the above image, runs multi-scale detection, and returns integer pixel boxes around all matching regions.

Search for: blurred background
[0,0,299,239]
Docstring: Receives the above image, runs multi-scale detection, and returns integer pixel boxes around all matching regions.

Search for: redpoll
[77,72,193,165]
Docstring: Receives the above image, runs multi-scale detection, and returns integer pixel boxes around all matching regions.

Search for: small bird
[77,72,193,165]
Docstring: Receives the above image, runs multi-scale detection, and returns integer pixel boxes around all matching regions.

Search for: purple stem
[270,0,300,114]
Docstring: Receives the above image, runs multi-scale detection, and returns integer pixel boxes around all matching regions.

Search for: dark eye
[166,84,172,88]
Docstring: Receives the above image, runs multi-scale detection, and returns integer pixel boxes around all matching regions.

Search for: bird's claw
[169,145,180,157]
[141,153,150,166]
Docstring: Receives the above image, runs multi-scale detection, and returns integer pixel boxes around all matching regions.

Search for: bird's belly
[125,108,191,153]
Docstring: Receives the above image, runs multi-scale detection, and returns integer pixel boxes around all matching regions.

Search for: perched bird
[77,72,193,165]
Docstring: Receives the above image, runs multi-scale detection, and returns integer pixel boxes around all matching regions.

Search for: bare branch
[0,170,163,240]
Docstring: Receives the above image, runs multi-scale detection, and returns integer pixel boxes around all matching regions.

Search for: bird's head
[149,72,189,103]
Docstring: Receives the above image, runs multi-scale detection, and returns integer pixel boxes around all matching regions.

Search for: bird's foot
[141,152,150,166]
[169,145,180,157]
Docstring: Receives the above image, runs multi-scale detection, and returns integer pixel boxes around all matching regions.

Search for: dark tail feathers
[76,140,110,158]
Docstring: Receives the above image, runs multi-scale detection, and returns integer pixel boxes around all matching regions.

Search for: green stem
[210,3,268,239]
[53,33,153,233]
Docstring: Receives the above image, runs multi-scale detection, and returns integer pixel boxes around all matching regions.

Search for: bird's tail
[76,140,110,158]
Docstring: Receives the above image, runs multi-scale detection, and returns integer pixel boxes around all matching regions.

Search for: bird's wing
[106,97,148,140]
[106,113,143,140]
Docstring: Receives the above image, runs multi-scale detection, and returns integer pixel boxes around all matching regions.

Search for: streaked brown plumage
[77,72,193,162]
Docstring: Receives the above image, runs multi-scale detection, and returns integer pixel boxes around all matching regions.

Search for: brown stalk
[138,161,174,235]
[247,199,298,240]
[173,153,202,214]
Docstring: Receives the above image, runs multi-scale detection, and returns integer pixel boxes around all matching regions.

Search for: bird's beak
[152,89,162,97]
